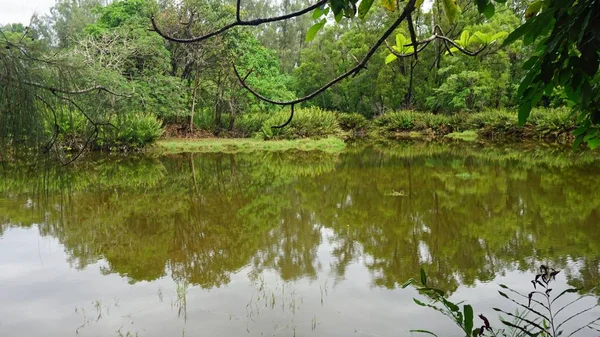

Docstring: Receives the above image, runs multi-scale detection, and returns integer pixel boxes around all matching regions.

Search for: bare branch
[22,80,131,97]
[151,0,328,44]
[272,105,295,128]
[407,12,419,60]
[234,0,418,106]
[386,33,490,59]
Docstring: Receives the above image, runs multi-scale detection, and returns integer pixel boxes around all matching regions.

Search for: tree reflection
[1,144,599,294]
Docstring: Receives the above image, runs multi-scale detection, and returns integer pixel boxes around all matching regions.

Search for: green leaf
[588,138,600,149]
[305,19,326,42]
[459,31,470,46]
[312,6,324,20]
[441,0,460,24]
[442,298,460,312]
[518,100,532,125]
[334,10,343,23]
[358,0,375,19]
[413,298,427,307]
[476,0,494,18]
[396,33,407,49]
[409,330,439,337]
[502,21,533,47]
[420,268,427,286]
[525,0,543,20]
[381,0,397,12]
[445,47,459,55]
[491,31,508,40]
[385,53,398,64]
[522,56,539,70]
[464,305,474,333]
[401,279,415,288]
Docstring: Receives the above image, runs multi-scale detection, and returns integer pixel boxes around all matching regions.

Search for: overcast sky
[0,0,433,26]
[0,0,56,25]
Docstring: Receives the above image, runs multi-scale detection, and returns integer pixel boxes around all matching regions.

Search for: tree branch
[151,0,328,44]
[233,0,418,106]
[22,80,131,97]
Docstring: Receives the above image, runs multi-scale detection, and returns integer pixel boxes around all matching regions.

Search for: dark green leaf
[357,0,375,19]
[522,56,539,70]
[420,268,427,286]
[464,304,474,333]
[502,21,533,47]
[409,329,439,337]
[413,298,427,307]
[519,100,532,125]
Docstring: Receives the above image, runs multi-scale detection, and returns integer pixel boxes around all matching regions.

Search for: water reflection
[1,143,600,336]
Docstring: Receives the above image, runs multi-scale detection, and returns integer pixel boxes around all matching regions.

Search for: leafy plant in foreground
[494,265,600,337]
[407,266,600,337]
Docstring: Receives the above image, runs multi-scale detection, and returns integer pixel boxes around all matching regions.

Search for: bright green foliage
[427,70,496,112]
[97,113,163,149]
[337,112,368,131]
[500,0,600,148]
[259,107,342,140]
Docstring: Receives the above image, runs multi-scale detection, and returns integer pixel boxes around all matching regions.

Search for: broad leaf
[464,305,474,333]
[305,19,326,42]
[441,0,460,24]
[525,0,543,20]
[385,53,398,64]
[358,0,375,19]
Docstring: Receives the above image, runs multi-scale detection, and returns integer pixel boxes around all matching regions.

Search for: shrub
[375,110,416,130]
[337,112,369,131]
[259,107,342,140]
[97,113,163,149]
[234,113,269,136]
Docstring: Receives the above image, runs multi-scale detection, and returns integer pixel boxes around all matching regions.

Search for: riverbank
[160,107,576,147]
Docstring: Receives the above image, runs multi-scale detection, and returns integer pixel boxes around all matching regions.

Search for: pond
[1,142,599,337]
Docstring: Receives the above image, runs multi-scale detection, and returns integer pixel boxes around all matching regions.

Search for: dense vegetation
[0,0,598,155]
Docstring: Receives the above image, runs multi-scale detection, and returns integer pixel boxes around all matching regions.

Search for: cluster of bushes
[233,107,344,140]
[187,107,577,143]
[371,107,576,140]
[49,105,577,151]
[50,108,163,151]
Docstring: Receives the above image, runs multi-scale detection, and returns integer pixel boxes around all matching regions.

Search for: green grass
[154,137,346,154]
[445,130,478,141]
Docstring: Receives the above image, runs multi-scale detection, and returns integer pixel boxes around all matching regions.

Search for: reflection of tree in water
[1,144,600,294]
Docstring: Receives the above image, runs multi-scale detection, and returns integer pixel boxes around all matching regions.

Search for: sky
[0,0,56,25]
[0,0,434,26]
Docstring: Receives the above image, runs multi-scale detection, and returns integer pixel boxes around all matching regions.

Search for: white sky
[0,0,56,25]
[0,0,434,26]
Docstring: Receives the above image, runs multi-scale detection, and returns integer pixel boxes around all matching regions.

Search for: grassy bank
[155,137,346,154]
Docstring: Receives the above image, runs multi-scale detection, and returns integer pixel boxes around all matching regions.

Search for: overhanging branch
[151,0,328,44]
[233,0,417,106]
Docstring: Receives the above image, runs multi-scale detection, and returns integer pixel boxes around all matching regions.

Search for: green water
[1,143,599,336]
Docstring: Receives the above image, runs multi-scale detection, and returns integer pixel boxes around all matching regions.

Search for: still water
[1,143,599,337]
